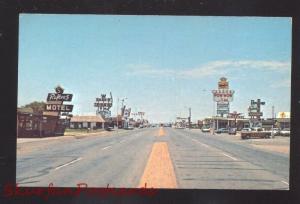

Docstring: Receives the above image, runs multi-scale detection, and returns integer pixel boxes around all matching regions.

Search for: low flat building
[17,107,66,137]
[70,115,105,129]
[204,116,250,130]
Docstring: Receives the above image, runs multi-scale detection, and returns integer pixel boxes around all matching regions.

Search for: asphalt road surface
[17,127,289,190]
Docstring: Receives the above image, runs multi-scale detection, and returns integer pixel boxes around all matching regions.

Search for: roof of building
[70,115,105,123]
[17,107,33,113]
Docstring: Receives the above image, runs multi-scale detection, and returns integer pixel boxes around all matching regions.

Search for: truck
[241,127,271,139]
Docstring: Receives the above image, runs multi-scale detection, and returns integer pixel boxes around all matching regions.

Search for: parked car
[228,127,237,135]
[125,126,134,130]
[269,128,280,136]
[241,128,252,132]
[201,127,210,132]
[241,127,271,139]
[105,126,114,131]
[280,128,290,136]
[216,128,228,134]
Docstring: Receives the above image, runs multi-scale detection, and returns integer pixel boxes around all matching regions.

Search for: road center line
[281,180,289,185]
[102,145,112,150]
[138,142,177,188]
[222,153,238,161]
[55,157,82,170]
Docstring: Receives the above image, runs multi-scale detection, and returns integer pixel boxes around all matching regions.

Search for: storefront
[70,115,106,129]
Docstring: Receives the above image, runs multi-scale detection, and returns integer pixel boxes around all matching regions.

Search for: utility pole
[188,107,191,129]
[272,105,275,138]
[116,98,119,129]
[120,98,127,128]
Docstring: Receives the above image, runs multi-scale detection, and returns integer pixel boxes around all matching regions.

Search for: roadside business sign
[217,101,229,115]
[217,102,229,110]
[248,112,263,117]
[45,85,74,114]
[212,89,234,102]
[218,77,229,89]
[217,110,229,115]
[45,104,73,112]
[47,93,73,101]
[277,112,290,118]
[124,108,131,118]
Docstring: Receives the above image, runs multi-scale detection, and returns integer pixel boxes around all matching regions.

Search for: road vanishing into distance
[17,127,289,190]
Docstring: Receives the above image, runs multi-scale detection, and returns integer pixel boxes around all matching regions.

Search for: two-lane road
[17,127,289,189]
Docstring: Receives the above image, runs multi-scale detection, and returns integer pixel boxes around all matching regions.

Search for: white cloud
[127,60,290,79]
[270,79,291,88]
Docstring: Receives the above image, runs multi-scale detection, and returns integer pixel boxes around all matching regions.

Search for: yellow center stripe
[158,127,166,136]
[138,142,177,188]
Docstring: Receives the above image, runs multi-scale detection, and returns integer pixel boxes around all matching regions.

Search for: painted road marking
[281,181,289,185]
[102,145,112,150]
[158,127,166,136]
[139,142,177,188]
[55,157,82,170]
[192,139,210,148]
[222,153,238,161]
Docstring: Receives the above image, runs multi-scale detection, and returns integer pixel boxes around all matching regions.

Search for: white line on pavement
[192,139,210,148]
[102,145,112,150]
[281,181,289,185]
[55,157,82,170]
[222,153,238,161]
[191,137,239,161]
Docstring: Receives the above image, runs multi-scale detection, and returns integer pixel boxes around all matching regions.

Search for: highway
[17,127,289,190]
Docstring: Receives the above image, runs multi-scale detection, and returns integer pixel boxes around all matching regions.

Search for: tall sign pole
[45,85,73,135]
[212,77,234,117]
[94,92,113,119]
[248,99,265,127]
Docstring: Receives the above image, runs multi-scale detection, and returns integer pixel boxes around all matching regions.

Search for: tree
[22,101,46,114]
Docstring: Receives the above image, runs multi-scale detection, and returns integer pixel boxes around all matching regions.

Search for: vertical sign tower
[94,92,113,119]
[212,77,235,117]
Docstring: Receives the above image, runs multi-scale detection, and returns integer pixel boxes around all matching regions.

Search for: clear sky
[18,14,291,123]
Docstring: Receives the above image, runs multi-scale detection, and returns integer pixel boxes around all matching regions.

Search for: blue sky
[18,14,291,123]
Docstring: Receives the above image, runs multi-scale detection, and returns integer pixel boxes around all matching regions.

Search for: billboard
[212,89,234,102]
[217,102,229,115]
[277,112,290,118]
[45,86,73,114]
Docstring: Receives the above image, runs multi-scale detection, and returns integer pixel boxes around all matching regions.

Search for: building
[204,116,250,130]
[70,115,106,129]
[17,107,67,137]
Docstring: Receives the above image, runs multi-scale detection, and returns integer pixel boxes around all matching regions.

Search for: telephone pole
[188,107,191,129]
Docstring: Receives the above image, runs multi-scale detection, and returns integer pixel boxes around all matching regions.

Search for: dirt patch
[138,142,177,188]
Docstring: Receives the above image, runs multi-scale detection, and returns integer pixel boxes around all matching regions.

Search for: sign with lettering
[212,89,234,102]
[277,112,290,118]
[248,112,263,117]
[47,93,73,101]
[45,104,73,112]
